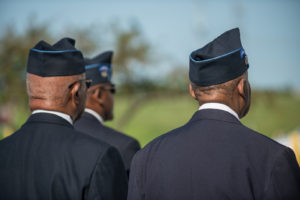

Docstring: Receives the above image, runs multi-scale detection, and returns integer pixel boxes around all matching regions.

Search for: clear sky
[1,0,300,90]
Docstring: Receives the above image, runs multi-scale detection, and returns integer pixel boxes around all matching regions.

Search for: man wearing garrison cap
[128,28,300,200]
[0,38,128,200]
[75,51,140,175]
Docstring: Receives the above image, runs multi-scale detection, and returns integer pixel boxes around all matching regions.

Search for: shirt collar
[199,103,240,121]
[32,109,73,125]
[84,108,103,124]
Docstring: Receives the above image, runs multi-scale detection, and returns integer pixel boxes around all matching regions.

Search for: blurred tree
[60,25,100,56]
[111,23,152,93]
[164,65,189,93]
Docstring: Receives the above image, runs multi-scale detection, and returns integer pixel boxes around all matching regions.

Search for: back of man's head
[189,28,251,118]
[26,38,88,121]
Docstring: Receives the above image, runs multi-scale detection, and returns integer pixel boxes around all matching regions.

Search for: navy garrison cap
[189,28,249,86]
[84,51,113,86]
[27,38,85,77]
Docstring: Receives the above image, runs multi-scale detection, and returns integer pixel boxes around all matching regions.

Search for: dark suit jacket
[0,113,128,200]
[128,109,300,200]
[74,112,140,173]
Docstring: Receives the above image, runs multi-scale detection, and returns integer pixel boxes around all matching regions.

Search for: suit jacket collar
[81,112,104,127]
[190,109,242,125]
[26,113,74,129]
[32,109,73,125]
[199,103,239,121]
[84,109,103,124]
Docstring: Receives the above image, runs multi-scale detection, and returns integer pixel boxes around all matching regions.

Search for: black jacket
[0,113,128,200]
[128,109,300,200]
[74,112,140,173]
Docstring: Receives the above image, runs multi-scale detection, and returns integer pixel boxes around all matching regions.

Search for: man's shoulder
[74,114,106,137]
[74,113,98,129]
[30,114,114,152]
[98,125,140,151]
[0,119,116,166]
[137,117,288,161]
[72,128,112,147]
[136,124,187,158]
[74,114,139,149]
[238,124,290,153]
[103,125,138,142]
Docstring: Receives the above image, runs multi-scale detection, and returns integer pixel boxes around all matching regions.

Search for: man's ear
[189,83,197,100]
[93,88,105,105]
[237,77,246,100]
[70,82,81,106]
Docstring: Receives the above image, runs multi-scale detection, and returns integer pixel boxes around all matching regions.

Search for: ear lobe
[189,83,197,100]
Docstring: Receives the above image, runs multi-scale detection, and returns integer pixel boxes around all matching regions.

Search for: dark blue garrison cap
[27,38,85,77]
[84,51,113,86]
[189,28,249,86]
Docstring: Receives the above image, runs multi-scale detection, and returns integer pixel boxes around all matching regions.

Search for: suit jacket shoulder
[75,112,140,171]
[0,113,128,200]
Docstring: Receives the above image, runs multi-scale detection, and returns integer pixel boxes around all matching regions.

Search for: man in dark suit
[0,38,128,200]
[128,28,300,200]
[74,51,140,175]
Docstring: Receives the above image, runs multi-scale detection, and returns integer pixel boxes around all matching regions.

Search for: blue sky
[1,0,300,90]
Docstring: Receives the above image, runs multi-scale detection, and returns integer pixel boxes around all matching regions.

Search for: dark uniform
[74,51,140,174]
[0,113,128,200]
[0,38,128,200]
[127,28,300,200]
[75,111,140,173]
[128,109,300,200]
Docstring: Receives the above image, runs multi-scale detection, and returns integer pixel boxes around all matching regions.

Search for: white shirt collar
[84,108,103,124]
[32,109,73,125]
[199,103,240,120]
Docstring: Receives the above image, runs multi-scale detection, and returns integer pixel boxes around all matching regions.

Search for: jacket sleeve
[127,151,144,200]
[265,147,300,200]
[85,146,128,200]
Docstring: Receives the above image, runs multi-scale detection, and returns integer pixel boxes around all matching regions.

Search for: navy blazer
[0,113,128,200]
[128,109,300,200]
[74,112,140,173]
